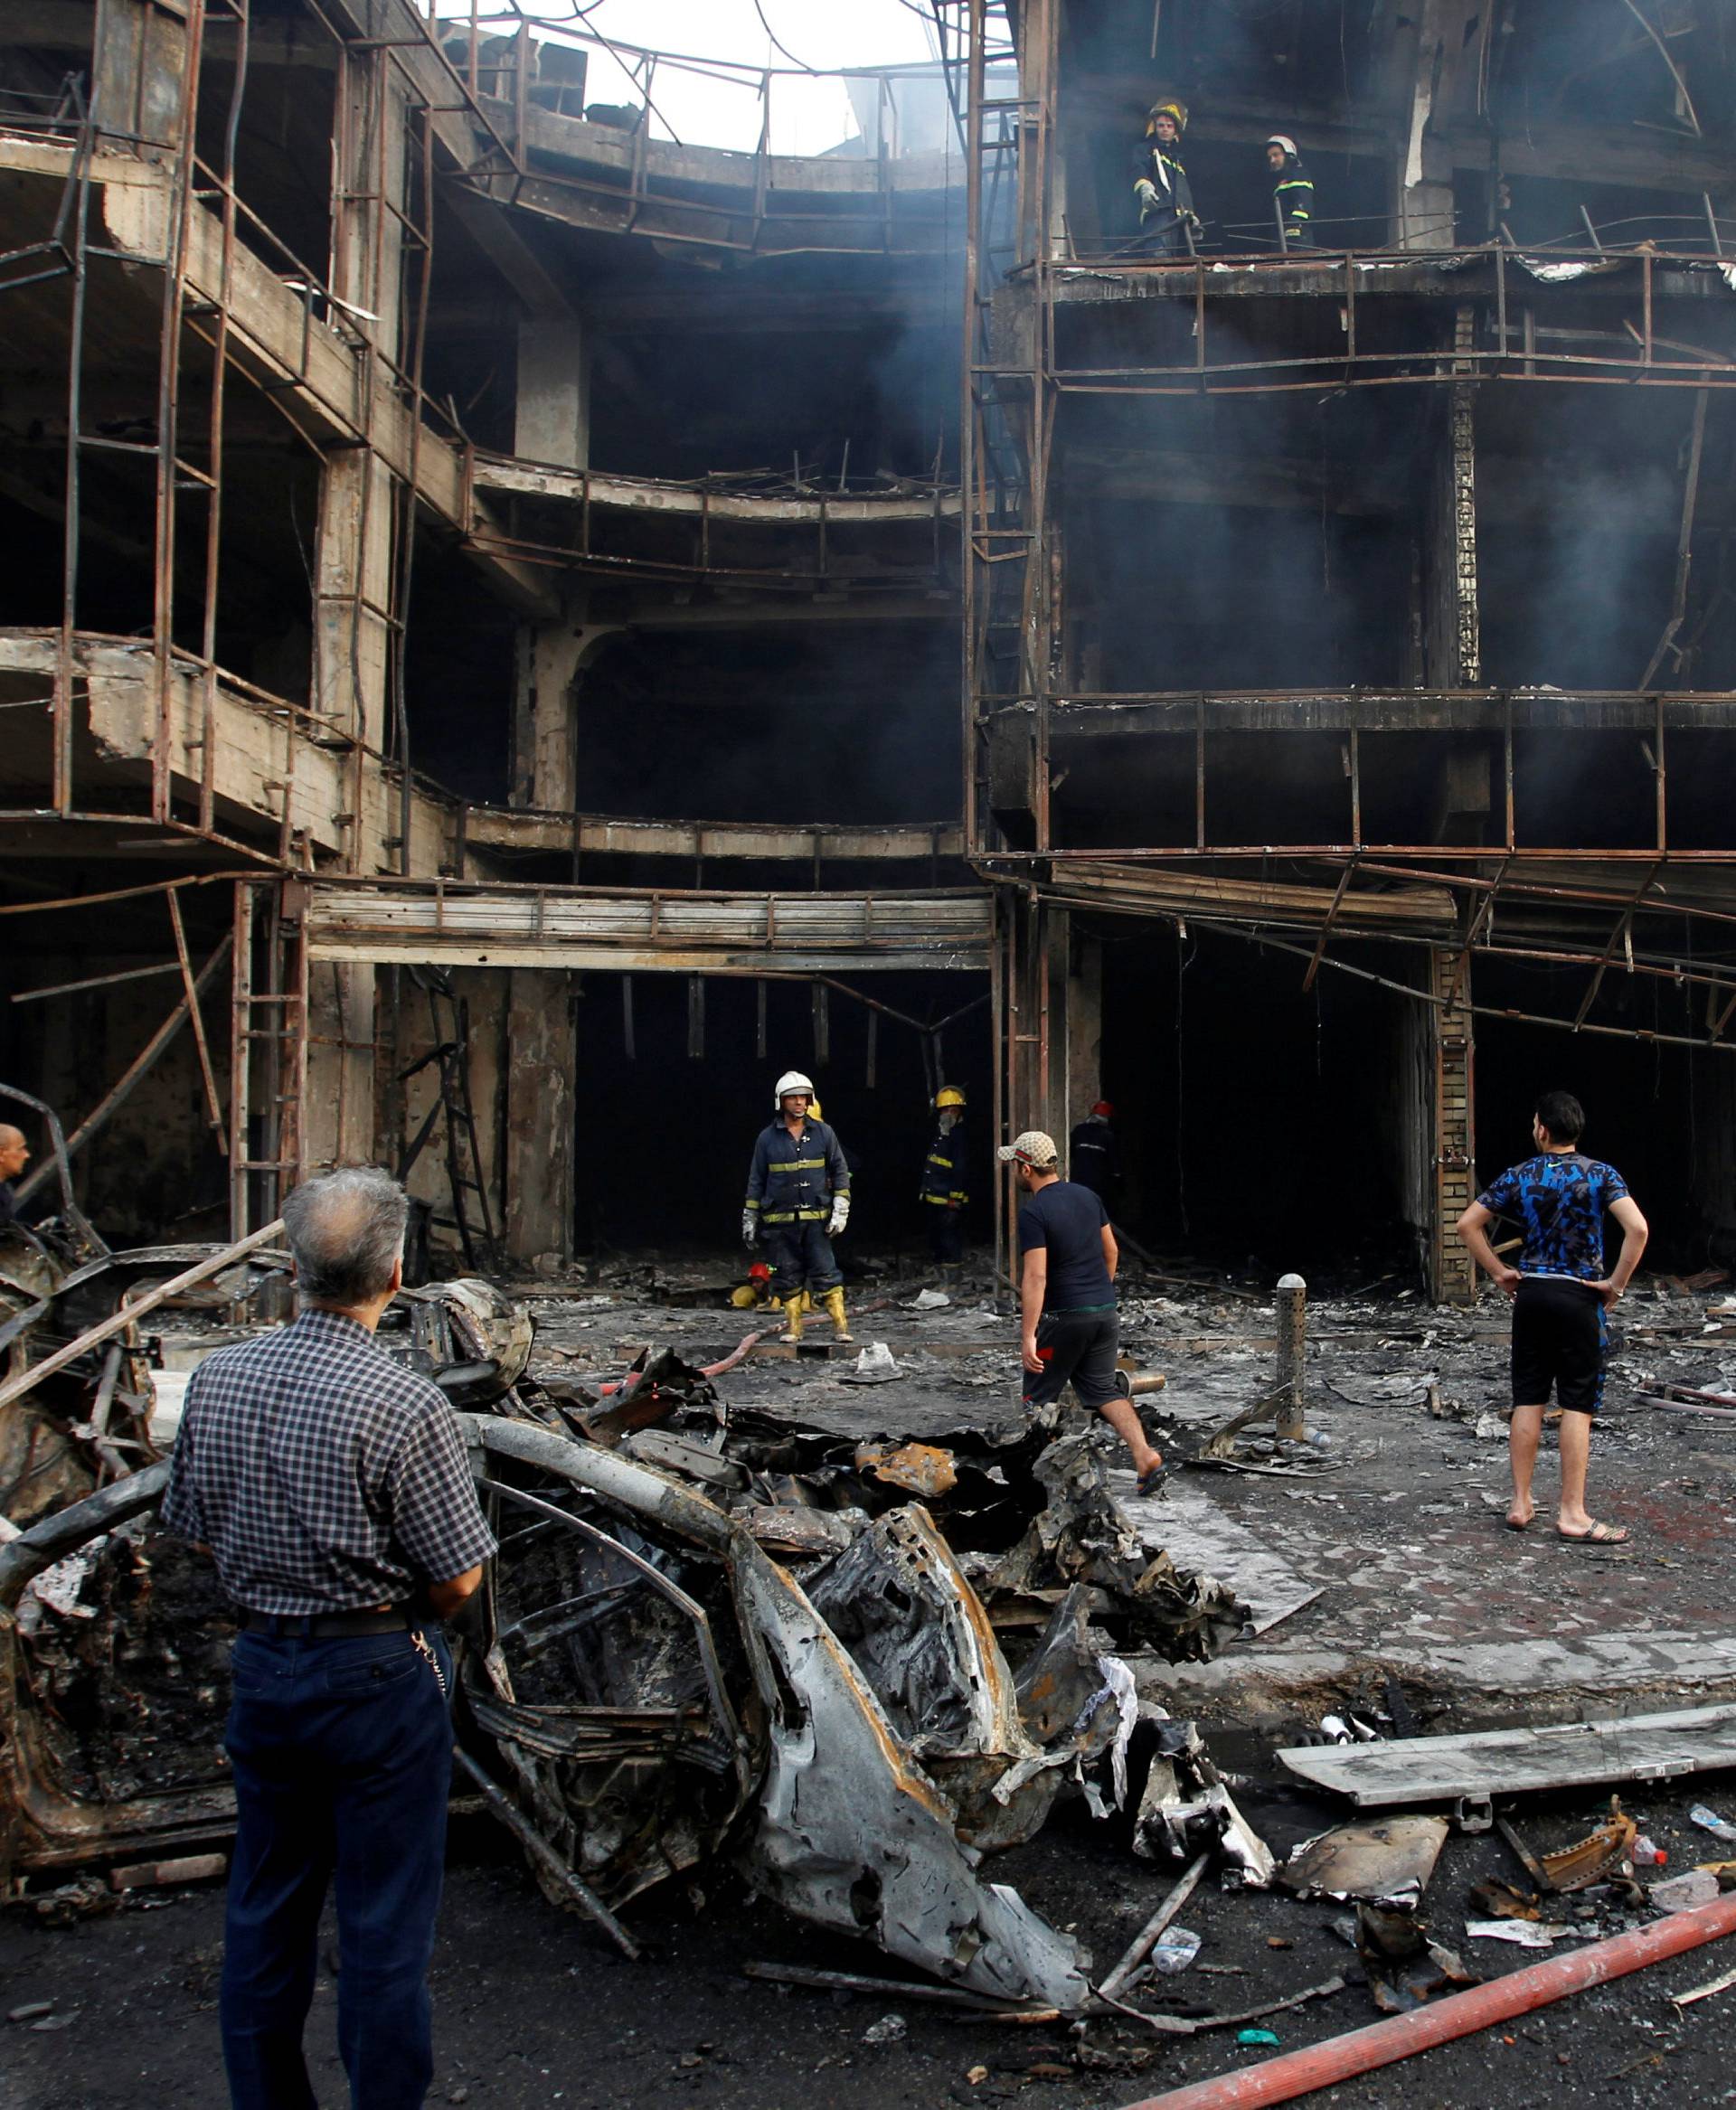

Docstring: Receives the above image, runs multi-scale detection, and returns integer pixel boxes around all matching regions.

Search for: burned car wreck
[2,1288,1258,2011]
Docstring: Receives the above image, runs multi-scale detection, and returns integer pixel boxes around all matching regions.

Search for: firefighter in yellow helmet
[1133,96,1199,258]
[920,1085,969,1276]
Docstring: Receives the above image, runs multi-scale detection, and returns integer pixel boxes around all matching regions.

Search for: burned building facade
[5,0,1736,1293]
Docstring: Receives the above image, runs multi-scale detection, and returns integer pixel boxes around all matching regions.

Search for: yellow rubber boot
[778,1296,805,1345]
[823,1287,853,1342]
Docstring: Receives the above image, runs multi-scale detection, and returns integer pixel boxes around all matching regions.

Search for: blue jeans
[221,1626,454,2110]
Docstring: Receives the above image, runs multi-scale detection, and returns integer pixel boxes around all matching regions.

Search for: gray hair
[283,1167,408,1305]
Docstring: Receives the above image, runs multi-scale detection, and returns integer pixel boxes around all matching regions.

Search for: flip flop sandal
[1504,1514,1534,1532]
[1136,1463,1167,1499]
[1557,1521,1630,1545]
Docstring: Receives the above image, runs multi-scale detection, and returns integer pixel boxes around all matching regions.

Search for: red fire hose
[1115,1891,1736,2110]
[597,1325,775,1398]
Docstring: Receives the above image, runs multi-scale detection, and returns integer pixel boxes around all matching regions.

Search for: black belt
[238,1606,415,1639]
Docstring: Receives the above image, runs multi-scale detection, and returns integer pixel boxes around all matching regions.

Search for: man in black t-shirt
[998,1129,1163,1493]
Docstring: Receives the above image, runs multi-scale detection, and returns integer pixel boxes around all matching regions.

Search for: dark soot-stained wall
[1471,961,1722,1275]
[576,625,960,825]
[1091,926,1411,1276]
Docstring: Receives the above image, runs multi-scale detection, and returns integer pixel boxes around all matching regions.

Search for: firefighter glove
[827,1193,850,1238]
[1135,178,1159,218]
[741,1210,758,1248]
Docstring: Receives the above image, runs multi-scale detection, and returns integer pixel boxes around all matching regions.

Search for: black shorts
[1512,1276,1607,1415]
[1024,1307,1121,1412]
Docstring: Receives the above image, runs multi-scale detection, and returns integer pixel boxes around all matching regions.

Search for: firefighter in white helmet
[1266,134,1316,250]
[742,1070,854,1343]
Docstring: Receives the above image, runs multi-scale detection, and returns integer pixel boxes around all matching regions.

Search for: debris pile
[2,1284,1260,2011]
[454,1331,1254,2008]
[12,1265,1736,2058]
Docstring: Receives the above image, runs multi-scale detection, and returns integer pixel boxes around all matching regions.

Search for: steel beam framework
[960,0,1736,1291]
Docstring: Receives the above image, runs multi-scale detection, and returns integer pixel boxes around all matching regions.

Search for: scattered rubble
[11,1260,1736,2052]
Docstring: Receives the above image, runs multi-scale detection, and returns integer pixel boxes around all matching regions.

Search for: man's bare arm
[1020,1248,1047,1375]
[1101,1223,1118,1284]
[1593,1195,1649,1306]
[1457,1200,1519,1296]
[426,1564,483,1619]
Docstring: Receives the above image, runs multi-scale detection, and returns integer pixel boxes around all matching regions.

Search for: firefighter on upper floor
[742,1069,854,1345]
[1069,1100,1124,1210]
[1132,97,1199,257]
[920,1084,969,1276]
[1267,134,1315,250]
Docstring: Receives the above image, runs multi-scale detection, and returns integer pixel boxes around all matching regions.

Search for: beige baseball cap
[996,1130,1059,1169]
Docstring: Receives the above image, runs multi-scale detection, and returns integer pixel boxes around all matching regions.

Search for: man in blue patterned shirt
[1457,1091,1647,1545]
[165,1166,495,2110]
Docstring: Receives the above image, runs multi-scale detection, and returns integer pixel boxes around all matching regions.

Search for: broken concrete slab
[1278,1701,1736,1808]
[1109,1471,1324,1635]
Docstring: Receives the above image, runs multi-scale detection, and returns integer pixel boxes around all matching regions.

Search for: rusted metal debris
[0,1229,288,1524]
[1,1293,1262,2010]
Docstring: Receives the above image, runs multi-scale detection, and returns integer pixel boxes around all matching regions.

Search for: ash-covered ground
[10,1259,1736,2108]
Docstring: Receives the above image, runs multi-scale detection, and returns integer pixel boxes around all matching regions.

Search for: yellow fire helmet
[934,1085,967,1111]
[807,1093,823,1120]
[1146,96,1188,137]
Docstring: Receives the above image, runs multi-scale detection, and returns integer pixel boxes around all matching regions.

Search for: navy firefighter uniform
[743,1069,854,1342]
[920,1085,969,1268]
[1132,97,1198,257]
[1268,134,1316,249]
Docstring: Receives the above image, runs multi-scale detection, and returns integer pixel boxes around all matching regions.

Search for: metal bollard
[1275,1273,1307,1439]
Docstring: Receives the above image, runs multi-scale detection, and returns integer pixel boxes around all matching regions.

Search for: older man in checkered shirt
[165,1166,495,2110]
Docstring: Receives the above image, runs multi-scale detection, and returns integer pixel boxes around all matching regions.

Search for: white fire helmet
[773,1069,816,1107]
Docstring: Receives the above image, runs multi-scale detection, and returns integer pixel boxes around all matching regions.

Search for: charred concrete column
[511,621,589,814]
[1429,947,1477,1305]
[515,316,590,472]
[92,0,190,157]
[303,956,379,1174]
[306,41,411,1162]
[1387,0,1482,250]
[509,319,599,815]
[314,44,407,766]
[1422,306,1481,1306]
[505,970,575,1270]
[1425,308,1481,689]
